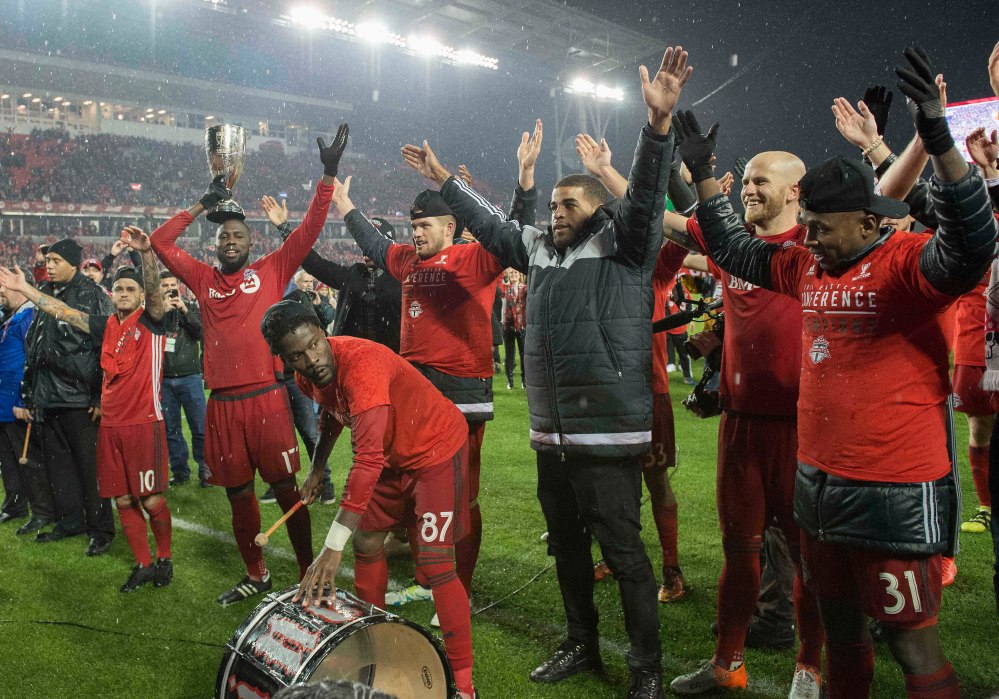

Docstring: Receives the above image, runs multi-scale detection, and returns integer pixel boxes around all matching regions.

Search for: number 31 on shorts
[879,571,923,615]
[420,511,454,543]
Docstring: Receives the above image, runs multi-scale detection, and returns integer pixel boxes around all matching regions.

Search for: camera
[167,289,180,299]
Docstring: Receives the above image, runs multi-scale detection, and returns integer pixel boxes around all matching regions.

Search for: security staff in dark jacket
[22,238,115,555]
[397,46,694,699]
[262,197,402,353]
[159,270,208,487]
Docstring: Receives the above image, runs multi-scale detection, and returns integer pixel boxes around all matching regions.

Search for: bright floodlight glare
[290,6,327,27]
[356,20,389,43]
[595,85,624,101]
[410,35,445,57]
[570,77,596,94]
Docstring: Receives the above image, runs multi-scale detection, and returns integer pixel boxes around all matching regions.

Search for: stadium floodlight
[205,115,215,120]
[454,49,499,70]
[289,6,327,27]
[410,35,448,58]
[595,85,624,102]
[355,20,405,47]
[570,77,596,95]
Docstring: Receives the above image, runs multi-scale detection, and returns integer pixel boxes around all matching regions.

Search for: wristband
[861,137,884,158]
[874,153,898,179]
[324,520,352,552]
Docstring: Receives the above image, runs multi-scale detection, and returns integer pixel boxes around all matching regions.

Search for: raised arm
[265,195,353,289]
[150,175,231,284]
[507,121,543,228]
[0,265,91,333]
[119,226,165,323]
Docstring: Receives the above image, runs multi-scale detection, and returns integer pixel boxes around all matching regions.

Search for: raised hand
[895,45,952,155]
[575,134,613,178]
[199,174,230,211]
[717,171,735,197]
[862,85,893,137]
[317,123,350,178]
[110,239,128,256]
[0,264,27,293]
[330,176,354,217]
[673,110,719,183]
[119,225,151,252]
[831,97,880,150]
[640,45,693,134]
[518,119,543,171]
[401,140,451,185]
[990,40,999,99]
[458,165,473,187]
[261,195,289,227]
[966,127,999,171]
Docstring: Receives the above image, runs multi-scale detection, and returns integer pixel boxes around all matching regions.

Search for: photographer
[159,270,208,487]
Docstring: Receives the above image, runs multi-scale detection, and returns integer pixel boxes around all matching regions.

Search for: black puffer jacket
[440,126,674,457]
[22,271,113,417]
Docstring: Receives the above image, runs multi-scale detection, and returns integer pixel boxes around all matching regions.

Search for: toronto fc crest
[809,335,831,364]
[408,300,423,318]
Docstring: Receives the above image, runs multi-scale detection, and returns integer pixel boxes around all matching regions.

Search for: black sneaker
[320,481,336,505]
[628,669,664,699]
[154,557,174,588]
[710,619,795,650]
[120,564,156,593]
[169,475,189,487]
[259,487,276,504]
[530,639,602,683]
[216,572,272,606]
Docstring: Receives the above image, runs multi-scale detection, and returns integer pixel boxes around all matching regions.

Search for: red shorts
[642,393,676,473]
[360,440,470,547]
[951,364,992,416]
[205,383,300,488]
[717,412,798,539]
[800,530,941,627]
[97,421,169,498]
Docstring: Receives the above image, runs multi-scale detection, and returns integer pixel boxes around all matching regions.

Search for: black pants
[0,420,51,521]
[41,408,113,539]
[502,327,524,384]
[666,332,692,379]
[537,451,661,671]
[990,413,999,615]
[754,524,795,628]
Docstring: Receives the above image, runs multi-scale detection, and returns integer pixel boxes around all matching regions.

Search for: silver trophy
[204,124,247,223]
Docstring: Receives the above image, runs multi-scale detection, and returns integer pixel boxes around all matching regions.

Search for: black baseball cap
[799,157,909,219]
[410,190,465,239]
[112,266,142,286]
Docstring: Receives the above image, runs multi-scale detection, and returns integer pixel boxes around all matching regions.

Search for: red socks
[354,549,388,608]
[118,503,152,567]
[792,569,825,669]
[456,505,481,596]
[144,498,172,560]
[652,502,679,568]
[273,484,314,579]
[229,489,266,579]
[826,638,874,698]
[969,446,991,507]
[419,550,473,695]
[714,535,762,667]
[904,661,960,698]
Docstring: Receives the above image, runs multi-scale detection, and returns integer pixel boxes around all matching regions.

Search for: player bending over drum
[260,300,477,699]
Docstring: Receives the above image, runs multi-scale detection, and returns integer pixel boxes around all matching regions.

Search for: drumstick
[18,423,31,464]
[254,500,305,547]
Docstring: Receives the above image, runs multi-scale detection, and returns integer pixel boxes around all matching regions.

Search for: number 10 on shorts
[421,511,454,543]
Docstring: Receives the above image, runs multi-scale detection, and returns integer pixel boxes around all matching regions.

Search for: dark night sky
[1,0,997,192]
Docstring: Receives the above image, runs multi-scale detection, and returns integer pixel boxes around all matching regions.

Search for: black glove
[673,110,719,184]
[862,84,893,136]
[199,174,230,211]
[895,46,952,155]
[317,123,350,178]
[732,156,748,181]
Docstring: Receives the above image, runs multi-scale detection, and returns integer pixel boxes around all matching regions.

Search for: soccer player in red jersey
[260,301,477,699]
[332,174,504,600]
[674,45,998,699]
[150,127,347,605]
[0,227,175,593]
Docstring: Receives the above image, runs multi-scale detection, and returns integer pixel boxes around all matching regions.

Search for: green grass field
[1,361,998,698]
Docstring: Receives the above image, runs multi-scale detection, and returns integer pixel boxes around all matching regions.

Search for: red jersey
[652,243,690,393]
[297,337,468,515]
[769,232,956,483]
[687,216,804,416]
[89,310,164,428]
[385,242,504,378]
[952,271,988,367]
[150,182,333,390]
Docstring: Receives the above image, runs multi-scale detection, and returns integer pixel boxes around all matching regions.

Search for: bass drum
[216,586,454,698]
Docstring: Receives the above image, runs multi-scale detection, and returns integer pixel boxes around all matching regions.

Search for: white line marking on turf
[174,518,786,697]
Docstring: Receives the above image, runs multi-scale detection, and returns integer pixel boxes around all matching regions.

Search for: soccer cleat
[670,659,748,695]
[385,582,434,606]
[86,536,112,557]
[961,507,991,533]
[259,487,276,504]
[320,481,336,505]
[431,612,440,628]
[120,564,156,593]
[593,559,612,582]
[941,557,957,587]
[540,531,549,542]
[788,663,821,699]
[658,565,688,603]
[153,557,174,588]
[216,572,272,605]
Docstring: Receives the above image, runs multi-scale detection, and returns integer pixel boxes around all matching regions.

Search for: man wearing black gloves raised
[388,45,694,699]
[671,47,996,699]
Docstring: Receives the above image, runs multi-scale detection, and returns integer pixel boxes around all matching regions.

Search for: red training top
[297,337,468,515]
[952,270,988,367]
[385,242,504,378]
[770,232,956,483]
[687,216,805,416]
[652,242,690,394]
[90,310,165,427]
[150,182,333,390]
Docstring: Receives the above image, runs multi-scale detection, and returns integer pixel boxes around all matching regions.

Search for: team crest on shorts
[809,335,831,364]
[951,392,963,408]
[408,300,423,318]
